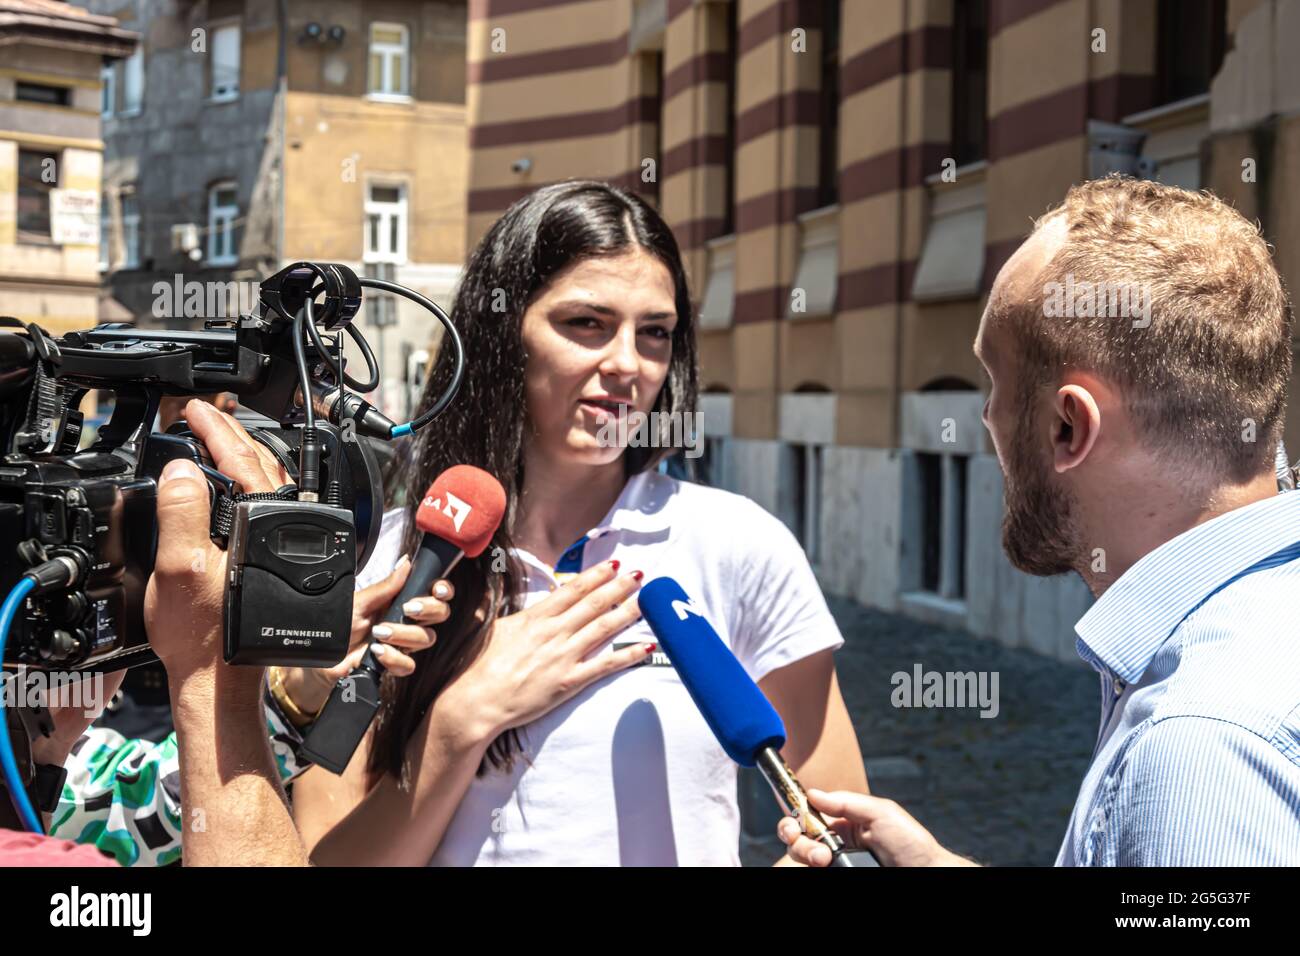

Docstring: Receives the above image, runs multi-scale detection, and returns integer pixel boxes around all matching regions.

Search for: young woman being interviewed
[293,181,868,866]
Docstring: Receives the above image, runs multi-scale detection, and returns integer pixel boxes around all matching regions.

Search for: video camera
[0,261,461,674]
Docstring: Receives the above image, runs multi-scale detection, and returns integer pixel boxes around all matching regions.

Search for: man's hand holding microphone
[776,789,979,867]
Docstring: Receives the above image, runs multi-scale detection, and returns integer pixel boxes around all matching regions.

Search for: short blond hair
[996,176,1293,483]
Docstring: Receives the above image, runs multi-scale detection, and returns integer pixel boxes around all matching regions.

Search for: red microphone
[381,466,507,624]
[300,466,507,773]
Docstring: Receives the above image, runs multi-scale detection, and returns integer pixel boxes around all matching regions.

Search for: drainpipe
[891,0,908,449]
[276,0,288,266]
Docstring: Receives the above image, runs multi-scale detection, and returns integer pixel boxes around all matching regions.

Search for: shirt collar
[1075,491,1300,683]
[582,470,676,539]
[513,470,676,579]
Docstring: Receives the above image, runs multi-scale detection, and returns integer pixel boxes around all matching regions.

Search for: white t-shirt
[356,470,844,866]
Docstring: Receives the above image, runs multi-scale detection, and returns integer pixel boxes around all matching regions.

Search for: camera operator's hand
[182,397,293,493]
[179,399,423,715]
[776,789,978,867]
[143,457,246,694]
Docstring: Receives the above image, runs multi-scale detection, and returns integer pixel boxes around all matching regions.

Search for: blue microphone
[639,577,873,867]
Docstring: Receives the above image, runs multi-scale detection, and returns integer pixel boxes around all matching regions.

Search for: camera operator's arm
[144,457,307,866]
[46,697,335,866]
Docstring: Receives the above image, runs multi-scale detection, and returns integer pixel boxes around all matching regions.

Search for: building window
[17,149,58,242]
[1156,0,1226,105]
[211,22,241,102]
[121,194,140,269]
[817,0,841,208]
[16,82,71,106]
[99,196,110,270]
[917,452,967,600]
[950,0,988,167]
[121,48,144,115]
[791,443,824,561]
[698,436,729,489]
[721,1,738,236]
[100,64,116,117]
[364,183,407,263]
[368,22,411,98]
[207,181,239,266]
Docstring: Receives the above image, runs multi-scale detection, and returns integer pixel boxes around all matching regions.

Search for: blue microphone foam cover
[638,577,786,767]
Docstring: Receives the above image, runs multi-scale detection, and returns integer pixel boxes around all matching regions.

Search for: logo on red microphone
[423,491,472,533]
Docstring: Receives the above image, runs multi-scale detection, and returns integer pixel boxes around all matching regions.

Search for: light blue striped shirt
[1057,490,1300,865]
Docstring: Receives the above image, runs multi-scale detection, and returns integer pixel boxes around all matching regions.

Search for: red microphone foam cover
[415,465,507,558]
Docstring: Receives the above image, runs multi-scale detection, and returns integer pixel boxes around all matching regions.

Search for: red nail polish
[609,559,620,572]
[644,642,657,654]
[632,570,644,582]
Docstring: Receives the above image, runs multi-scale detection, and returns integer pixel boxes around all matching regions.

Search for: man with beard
[777,176,1300,866]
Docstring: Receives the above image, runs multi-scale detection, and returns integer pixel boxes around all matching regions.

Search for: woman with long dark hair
[293,181,868,865]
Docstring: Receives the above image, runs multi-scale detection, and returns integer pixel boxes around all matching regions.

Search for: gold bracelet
[268,666,317,730]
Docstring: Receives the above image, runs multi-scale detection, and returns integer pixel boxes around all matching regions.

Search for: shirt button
[1112,677,1126,696]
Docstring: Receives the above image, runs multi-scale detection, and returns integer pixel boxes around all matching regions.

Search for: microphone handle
[755,746,880,868]
[299,535,464,774]
[382,535,465,624]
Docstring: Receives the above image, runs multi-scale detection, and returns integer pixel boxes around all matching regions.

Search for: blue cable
[0,576,44,834]
[390,422,413,438]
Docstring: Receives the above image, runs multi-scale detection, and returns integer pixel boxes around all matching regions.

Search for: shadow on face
[974,218,1082,577]
[520,248,679,467]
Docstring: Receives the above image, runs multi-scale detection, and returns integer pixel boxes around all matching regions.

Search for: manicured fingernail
[631,570,644,582]
[433,582,450,599]
[395,555,411,570]
[609,559,620,572]
[403,601,423,616]
[372,625,392,639]
[643,642,656,654]
[371,642,388,656]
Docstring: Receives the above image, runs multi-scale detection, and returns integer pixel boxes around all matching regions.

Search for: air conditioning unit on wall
[170,222,199,254]
[1087,120,1157,180]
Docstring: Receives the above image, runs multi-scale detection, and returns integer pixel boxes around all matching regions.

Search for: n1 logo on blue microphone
[671,597,703,620]
[617,588,699,667]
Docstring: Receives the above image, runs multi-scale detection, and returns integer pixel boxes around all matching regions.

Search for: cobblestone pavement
[741,595,1098,867]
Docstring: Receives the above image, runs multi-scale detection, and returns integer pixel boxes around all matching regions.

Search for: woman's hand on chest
[440,559,657,738]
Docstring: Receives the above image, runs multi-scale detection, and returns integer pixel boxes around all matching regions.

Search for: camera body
[0,263,384,673]
[1,455,156,671]
[0,420,377,672]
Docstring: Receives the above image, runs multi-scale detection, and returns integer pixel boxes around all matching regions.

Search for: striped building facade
[465,0,1300,661]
